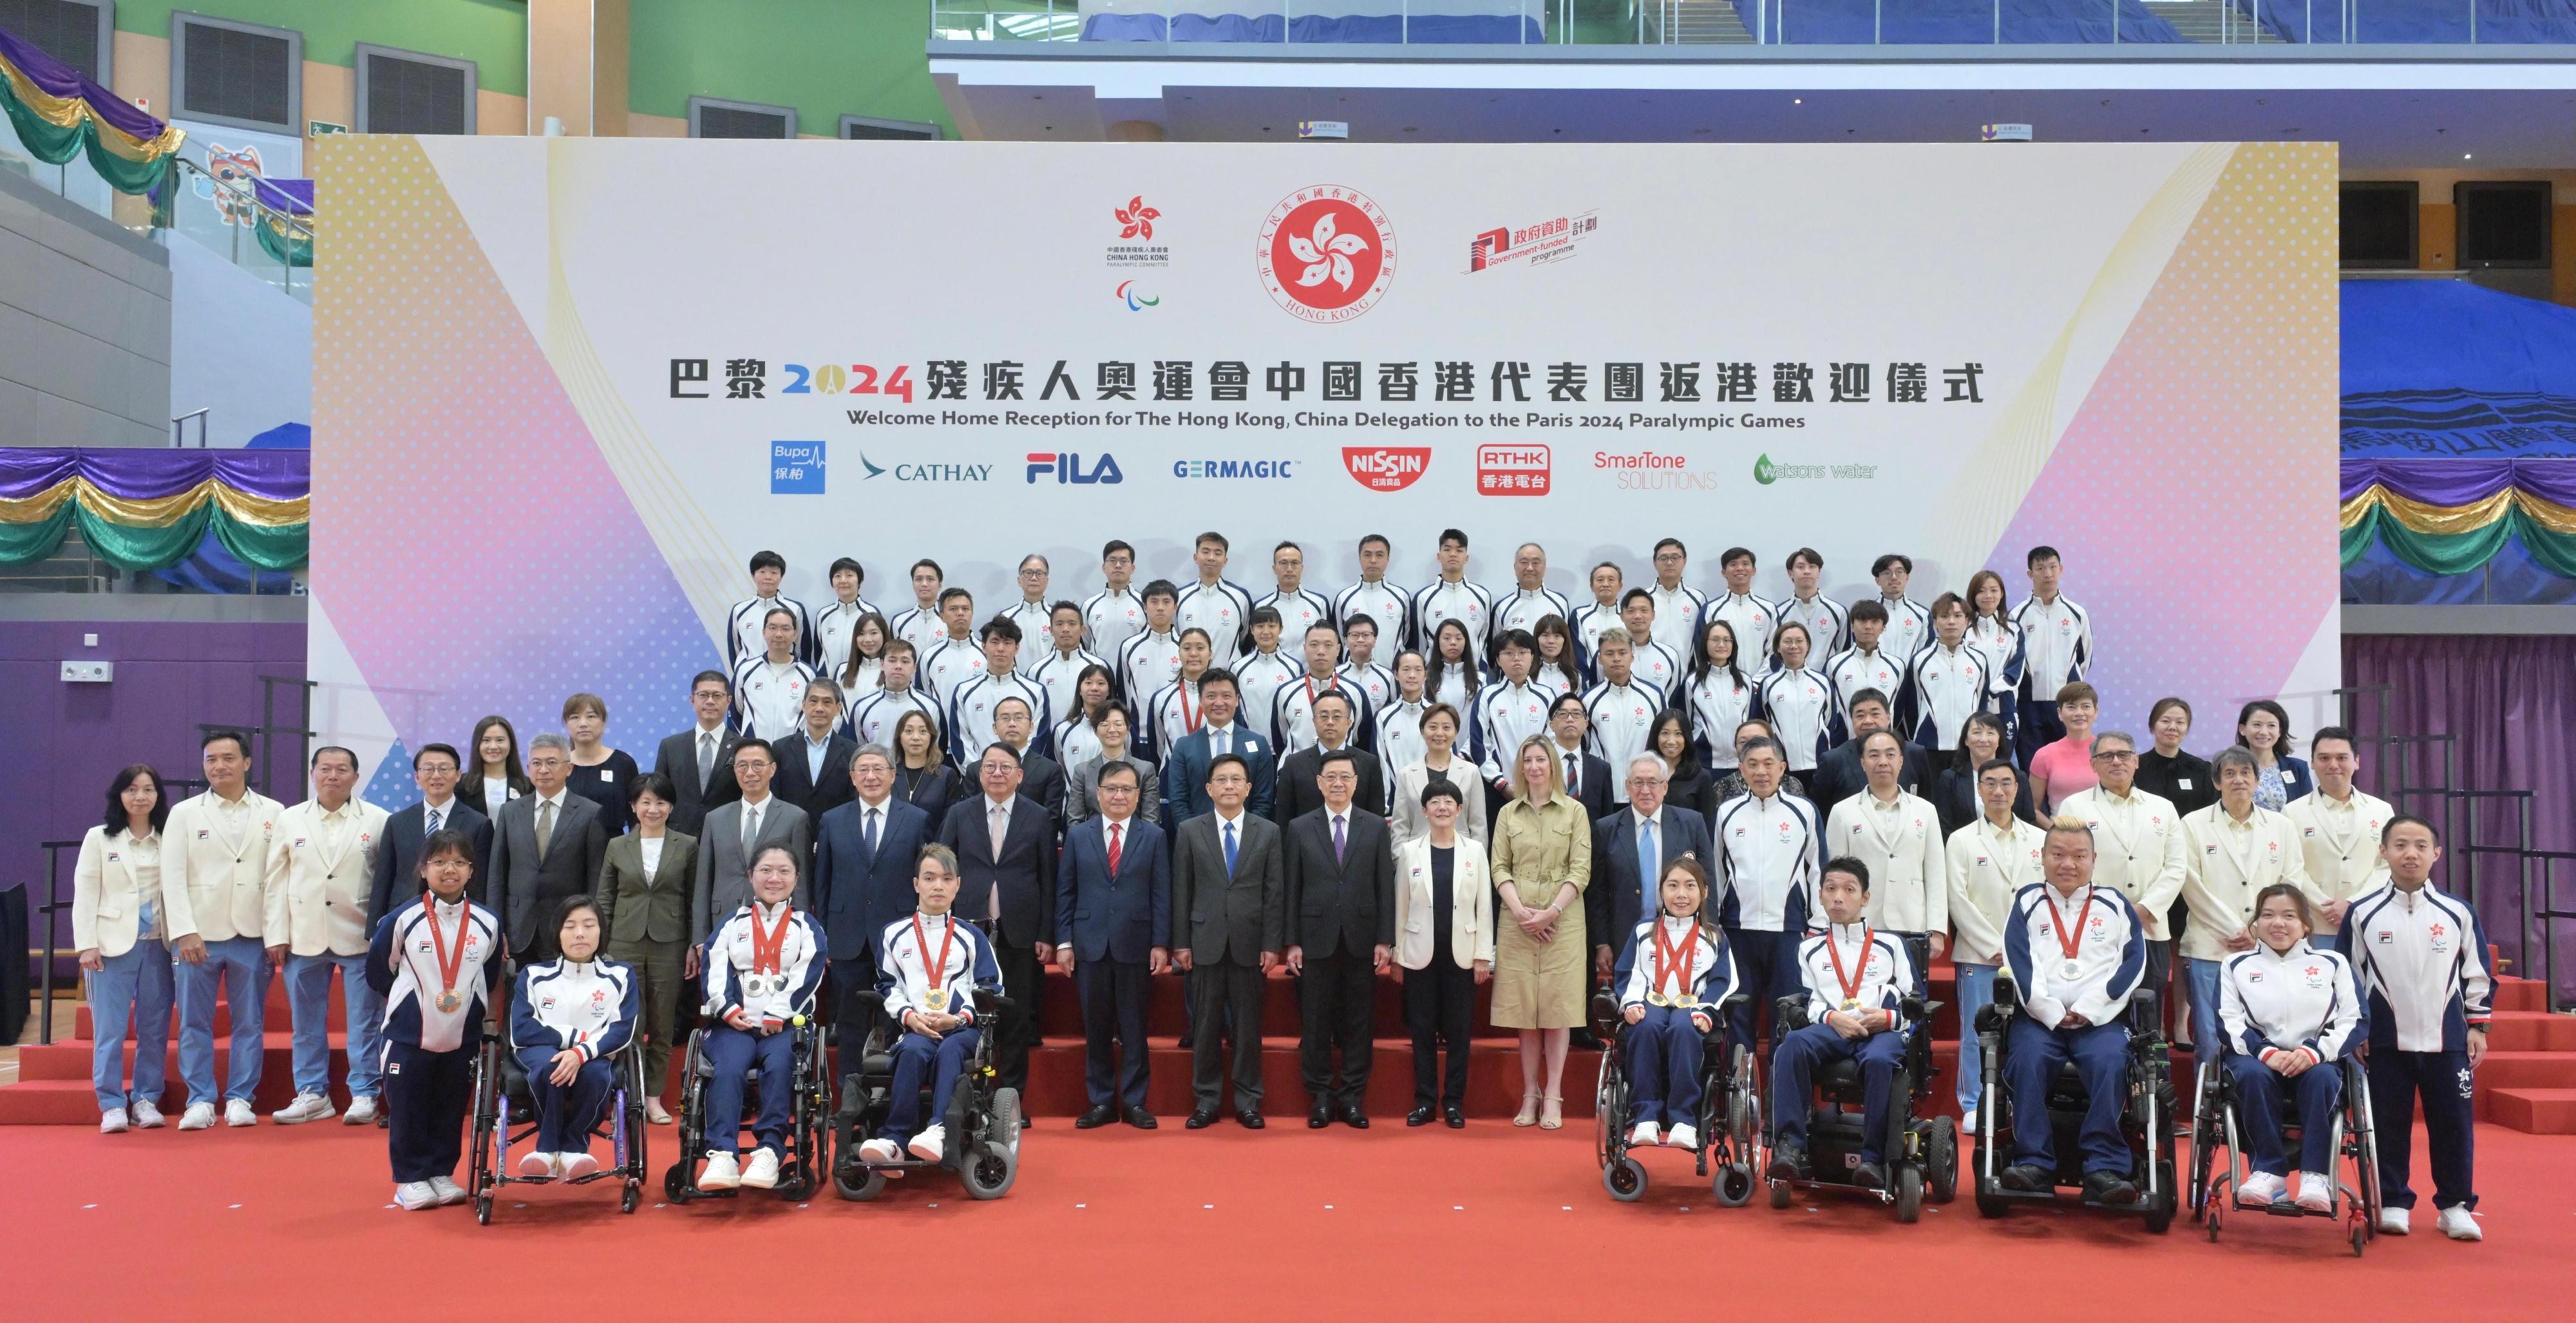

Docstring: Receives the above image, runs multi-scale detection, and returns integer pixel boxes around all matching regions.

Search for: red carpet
[7,1118,2570,1316]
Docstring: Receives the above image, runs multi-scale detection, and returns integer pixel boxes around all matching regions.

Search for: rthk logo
[1476,444,1551,496]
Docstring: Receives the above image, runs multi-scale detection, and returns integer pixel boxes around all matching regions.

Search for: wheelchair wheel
[2143,1156,2177,1235]
[1604,1156,1648,1203]
[621,1181,641,1215]
[468,1044,498,1201]
[1895,1165,1924,1224]
[989,1086,1023,1150]
[835,1165,887,1202]
[1593,1051,1626,1170]
[1714,1163,1756,1208]
[963,1140,1018,1201]
[1926,1116,1958,1204]
[2348,1060,2382,1242]
[2187,1060,2221,1219]
[475,1194,491,1225]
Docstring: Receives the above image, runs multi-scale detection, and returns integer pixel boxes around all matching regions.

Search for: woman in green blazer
[593,771,698,1121]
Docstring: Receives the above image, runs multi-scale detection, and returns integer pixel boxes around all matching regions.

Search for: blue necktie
[1224,820,1239,878]
[865,807,880,856]
[426,807,442,834]
[1639,818,1658,911]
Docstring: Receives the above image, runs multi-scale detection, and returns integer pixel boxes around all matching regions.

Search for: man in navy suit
[1160,667,1276,825]
[1056,760,1170,1129]
[938,742,1060,1098]
[366,742,491,935]
[811,744,932,1030]
[1587,751,1716,988]
[772,680,858,821]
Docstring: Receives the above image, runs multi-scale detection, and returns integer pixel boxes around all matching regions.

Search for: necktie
[864,807,880,855]
[1106,821,1123,876]
[426,806,442,834]
[1333,814,1347,864]
[1213,727,1229,758]
[743,803,761,858]
[699,731,717,785]
[535,800,554,858]
[1566,753,1579,794]
[987,802,1009,918]
[1639,818,1658,905]
[1224,820,1239,878]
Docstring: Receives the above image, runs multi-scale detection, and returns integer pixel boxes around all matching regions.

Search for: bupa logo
[1344,446,1430,493]
[1025,453,1124,485]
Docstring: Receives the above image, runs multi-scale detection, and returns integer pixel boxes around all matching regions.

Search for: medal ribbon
[1651,919,1696,1000]
[2045,886,2094,966]
[425,899,468,1004]
[1178,678,1200,733]
[909,912,956,1004]
[1826,924,1876,1008]
[751,903,793,974]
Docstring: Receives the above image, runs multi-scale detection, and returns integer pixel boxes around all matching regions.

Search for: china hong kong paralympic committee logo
[1344,446,1430,493]
[1256,185,1395,323]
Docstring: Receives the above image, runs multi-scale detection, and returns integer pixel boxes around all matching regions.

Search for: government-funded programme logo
[1026,451,1124,485]
[1108,195,1168,269]
[771,440,825,494]
[1475,443,1551,496]
[1344,446,1430,493]
[1256,185,1395,323]
[1467,209,1600,274]
[1171,458,1296,480]
[1115,279,1160,312]
[860,452,991,483]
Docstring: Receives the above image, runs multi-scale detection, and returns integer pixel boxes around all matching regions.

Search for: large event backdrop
[307,138,2338,796]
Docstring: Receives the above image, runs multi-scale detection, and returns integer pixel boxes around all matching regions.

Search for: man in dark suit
[1546,692,1618,822]
[938,742,1059,1099]
[688,739,812,950]
[773,679,858,821]
[1056,760,1169,1129]
[1160,668,1276,825]
[1273,690,1387,825]
[1587,751,1716,988]
[366,741,491,935]
[1282,750,1395,1127]
[1808,689,1933,819]
[486,734,609,962]
[990,695,1065,838]
[1171,753,1285,1128]
[655,670,745,836]
[811,743,934,1027]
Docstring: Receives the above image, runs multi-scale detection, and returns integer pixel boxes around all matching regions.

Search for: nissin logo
[1025,452,1124,485]
[1344,446,1430,493]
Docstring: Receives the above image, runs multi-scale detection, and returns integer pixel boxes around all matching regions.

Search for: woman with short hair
[1392,778,1493,1128]
[562,692,641,837]
[593,771,696,1122]
[509,896,638,1178]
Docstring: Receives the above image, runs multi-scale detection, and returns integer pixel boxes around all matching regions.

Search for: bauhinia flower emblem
[1286,209,1370,291]
[1115,196,1160,239]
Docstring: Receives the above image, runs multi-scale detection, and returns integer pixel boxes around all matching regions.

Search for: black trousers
[1404,957,1475,1109]
[1077,957,1151,1109]
[989,935,1043,1094]
[383,1039,474,1184]
[1297,948,1376,1109]
[1189,957,1268,1112]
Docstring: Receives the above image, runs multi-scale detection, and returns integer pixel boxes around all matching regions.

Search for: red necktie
[1106,821,1123,876]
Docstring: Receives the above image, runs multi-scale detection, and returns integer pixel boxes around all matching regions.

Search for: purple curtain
[2343,633,2576,1005]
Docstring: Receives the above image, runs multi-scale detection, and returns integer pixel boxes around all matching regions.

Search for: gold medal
[437,990,462,1013]
[1645,991,1669,1008]
[923,989,947,1011]
[1840,999,1862,1012]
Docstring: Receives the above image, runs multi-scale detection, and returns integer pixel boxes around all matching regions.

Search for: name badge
[2177,778,2193,790]
[600,770,614,783]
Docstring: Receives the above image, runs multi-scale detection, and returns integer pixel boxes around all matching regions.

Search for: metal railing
[170,408,211,449]
[932,0,2562,44]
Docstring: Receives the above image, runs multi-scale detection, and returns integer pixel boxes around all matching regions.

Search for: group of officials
[66,530,2492,1238]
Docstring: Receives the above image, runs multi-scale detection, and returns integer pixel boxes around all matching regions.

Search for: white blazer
[263,798,392,957]
[73,825,163,959]
[1391,834,1496,971]
[162,789,284,944]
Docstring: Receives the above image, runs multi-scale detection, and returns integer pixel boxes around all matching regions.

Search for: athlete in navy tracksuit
[508,899,639,1179]
[857,850,1003,1167]
[1769,859,1916,1187]
[696,850,826,1191]
[366,829,503,1210]
[1611,867,1738,1151]
[2342,814,2490,1239]
[1998,818,2149,1203]
[1710,737,1821,1051]
[2217,887,2362,1209]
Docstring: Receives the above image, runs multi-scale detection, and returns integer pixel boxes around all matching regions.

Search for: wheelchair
[831,989,1022,1202]
[1592,991,1763,1207]
[464,1009,650,1223]
[1761,993,1958,1222]
[661,1014,833,1203]
[2188,1050,2381,1255]
[1971,980,2177,1232]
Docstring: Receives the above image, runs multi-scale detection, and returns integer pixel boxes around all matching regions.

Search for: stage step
[2481,1088,2576,1134]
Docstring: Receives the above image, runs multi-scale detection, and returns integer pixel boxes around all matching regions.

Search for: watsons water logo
[1754,453,1878,484]
[1172,458,1296,480]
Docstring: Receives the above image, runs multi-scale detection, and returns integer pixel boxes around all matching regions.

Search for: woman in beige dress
[1490,734,1593,1129]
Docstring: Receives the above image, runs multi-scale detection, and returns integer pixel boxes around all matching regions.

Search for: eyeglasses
[2091,751,2138,762]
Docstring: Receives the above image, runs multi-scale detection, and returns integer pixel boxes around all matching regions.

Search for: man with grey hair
[1580,628,1664,805]
[1589,749,1715,984]
[812,742,933,1024]
[1000,553,1057,641]
[774,677,857,819]
[2057,729,2188,1018]
[2177,743,2311,1071]
[486,732,608,961]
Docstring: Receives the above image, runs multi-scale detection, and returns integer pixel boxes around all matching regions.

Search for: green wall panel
[117,1,529,95]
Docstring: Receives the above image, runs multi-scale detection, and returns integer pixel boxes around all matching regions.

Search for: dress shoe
[1407,1105,1435,1127]
[1852,1161,1886,1191]
[1075,1103,1117,1129]
[1235,1109,1265,1129]
[2083,1170,2140,1205]
[1309,1103,1332,1129]
[1338,1103,1368,1129]
[1999,1163,2050,1192]
[1186,1109,1219,1129]
[1767,1140,1809,1182]
[1443,1105,1466,1129]
[1122,1106,1158,1129]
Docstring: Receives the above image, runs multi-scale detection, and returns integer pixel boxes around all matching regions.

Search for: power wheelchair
[1762,991,1958,1222]
[831,988,1023,1201]
[1971,979,2177,1232]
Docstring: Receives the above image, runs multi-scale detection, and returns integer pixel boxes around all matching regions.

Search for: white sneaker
[519,1150,560,1178]
[272,1093,335,1125]
[430,1176,468,1206]
[907,1125,946,1163]
[1957,1110,1978,1138]
[1627,1121,1661,1147]
[1666,1123,1700,1151]
[179,1102,216,1131]
[2378,1206,2411,1235]
[857,1137,901,1164]
[395,1181,439,1211]
[100,1108,129,1134]
[697,1150,741,1190]
[2239,1172,2287,1206]
[342,1095,377,1125]
[131,1099,165,1129]
[740,1147,781,1189]
[559,1149,600,1180]
[224,1099,257,1128]
[2295,1172,2334,1212]
[2438,1205,2483,1241]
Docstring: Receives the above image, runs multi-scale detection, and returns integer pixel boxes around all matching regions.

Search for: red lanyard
[2045,887,2095,964]
[909,912,955,990]
[750,905,792,973]
[424,898,468,998]
[1178,679,1200,733]
[1825,924,1876,1006]
[1651,920,1695,997]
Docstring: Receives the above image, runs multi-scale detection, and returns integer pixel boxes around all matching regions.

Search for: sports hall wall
[308,137,2339,789]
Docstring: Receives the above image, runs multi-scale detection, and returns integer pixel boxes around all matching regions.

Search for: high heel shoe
[1539,1093,1564,1130]
[1513,1092,1542,1127]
